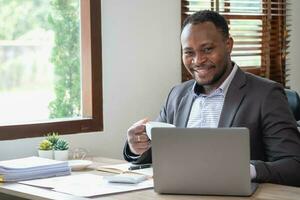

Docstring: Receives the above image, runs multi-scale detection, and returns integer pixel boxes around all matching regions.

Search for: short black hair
[182,10,229,38]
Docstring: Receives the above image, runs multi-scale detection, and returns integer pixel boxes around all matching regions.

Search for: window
[0,0,102,140]
[181,0,288,86]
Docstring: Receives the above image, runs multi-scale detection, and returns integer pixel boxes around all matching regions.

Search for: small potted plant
[53,138,69,161]
[46,132,59,147]
[38,139,53,159]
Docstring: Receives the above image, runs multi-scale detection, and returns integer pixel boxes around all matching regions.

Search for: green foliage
[48,0,81,118]
[0,0,50,40]
[54,138,69,151]
[0,0,81,119]
[0,0,51,91]
[39,139,53,150]
[46,132,60,146]
[39,132,69,151]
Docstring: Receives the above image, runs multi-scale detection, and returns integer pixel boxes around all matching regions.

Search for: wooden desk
[0,157,299,200]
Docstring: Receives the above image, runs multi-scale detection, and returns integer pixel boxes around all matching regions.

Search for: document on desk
[20,173,153,197]
[97,163,153,177]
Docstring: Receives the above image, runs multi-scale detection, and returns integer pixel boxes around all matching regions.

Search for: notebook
[151,127,258,196]
[97,163,153,177]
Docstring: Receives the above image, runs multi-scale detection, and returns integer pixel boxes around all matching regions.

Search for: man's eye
[203,47,212,53]
[184,51,193,56]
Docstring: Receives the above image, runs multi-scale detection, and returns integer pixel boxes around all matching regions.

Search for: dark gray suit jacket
[123,67,300,186]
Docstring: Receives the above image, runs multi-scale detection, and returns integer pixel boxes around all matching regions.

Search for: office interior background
[0,0,299,161]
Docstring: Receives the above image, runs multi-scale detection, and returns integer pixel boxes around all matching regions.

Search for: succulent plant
[54,138,69,151]
[46,132,60,146]
[39,139,53,150]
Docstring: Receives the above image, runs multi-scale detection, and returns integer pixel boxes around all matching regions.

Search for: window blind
[181,0,289,86]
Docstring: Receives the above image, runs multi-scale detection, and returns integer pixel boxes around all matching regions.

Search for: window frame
[0,0,103,140]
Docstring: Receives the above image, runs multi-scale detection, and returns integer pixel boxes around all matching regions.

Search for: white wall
[0,0,181,161]
[288,0,300,93]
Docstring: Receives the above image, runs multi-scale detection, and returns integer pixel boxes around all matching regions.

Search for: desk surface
[0,157,300,200]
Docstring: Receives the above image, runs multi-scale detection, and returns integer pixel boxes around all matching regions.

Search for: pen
[128,164,152,170]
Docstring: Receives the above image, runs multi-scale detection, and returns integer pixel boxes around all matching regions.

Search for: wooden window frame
[0,0,103,140]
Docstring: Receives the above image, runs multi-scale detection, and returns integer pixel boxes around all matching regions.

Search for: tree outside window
[0,0,81,124]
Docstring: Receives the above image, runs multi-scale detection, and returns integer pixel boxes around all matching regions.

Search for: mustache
[191,63,215,70]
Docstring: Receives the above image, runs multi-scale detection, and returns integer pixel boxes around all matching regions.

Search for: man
[123,10,300,186]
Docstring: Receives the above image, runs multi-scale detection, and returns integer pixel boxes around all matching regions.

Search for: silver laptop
[151,127,258,196]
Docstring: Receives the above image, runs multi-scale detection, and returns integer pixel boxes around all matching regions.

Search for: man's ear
[226,37,234,54]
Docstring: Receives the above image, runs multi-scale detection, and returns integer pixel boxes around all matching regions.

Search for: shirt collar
[192,62,238,97]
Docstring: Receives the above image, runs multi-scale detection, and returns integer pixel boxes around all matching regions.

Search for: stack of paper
[0,156,71,182]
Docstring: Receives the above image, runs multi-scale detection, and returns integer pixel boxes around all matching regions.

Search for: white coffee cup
[145,121,175,140]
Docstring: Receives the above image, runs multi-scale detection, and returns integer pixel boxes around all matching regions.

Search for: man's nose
[192,53,207,64]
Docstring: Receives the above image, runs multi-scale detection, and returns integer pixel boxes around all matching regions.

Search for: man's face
[181,22,233,90]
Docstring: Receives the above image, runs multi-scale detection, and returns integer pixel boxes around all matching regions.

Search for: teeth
[194,67,208,71]
[193,65,212,71]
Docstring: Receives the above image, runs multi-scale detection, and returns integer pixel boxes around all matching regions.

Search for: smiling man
[123,10,300,187]
[181,19,233,95]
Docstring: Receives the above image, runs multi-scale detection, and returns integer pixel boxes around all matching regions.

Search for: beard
[189,59,231,88]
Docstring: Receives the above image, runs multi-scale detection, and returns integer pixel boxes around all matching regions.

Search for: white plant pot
[38,150,53,159]
[54,150,69,161]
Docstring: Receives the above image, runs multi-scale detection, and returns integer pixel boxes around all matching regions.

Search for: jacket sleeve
[251,84,300,187]
[123,141,152,164]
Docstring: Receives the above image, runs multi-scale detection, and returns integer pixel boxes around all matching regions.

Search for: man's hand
[127,118,151,155]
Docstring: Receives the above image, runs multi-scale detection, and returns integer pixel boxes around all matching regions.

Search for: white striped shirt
[187,64,238,128]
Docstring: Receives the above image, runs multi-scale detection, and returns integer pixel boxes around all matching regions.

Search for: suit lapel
[218,68,247,127]
[175,91,195,128]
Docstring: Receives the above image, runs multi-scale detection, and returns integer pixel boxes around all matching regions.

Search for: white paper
[20,173,153,197]
[97,163,132,173]
[105,174,147,184]
[97,163,153,177]
[0,156,67,170]
[0,156,70,182]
